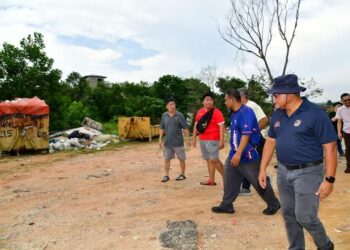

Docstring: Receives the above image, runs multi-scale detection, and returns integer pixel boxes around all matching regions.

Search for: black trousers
[344,132,350,168]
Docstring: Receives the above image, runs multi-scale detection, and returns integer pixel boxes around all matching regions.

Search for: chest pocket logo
[274,121,280,128]
[294,119,302,127]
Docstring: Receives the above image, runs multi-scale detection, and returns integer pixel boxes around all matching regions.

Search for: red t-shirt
[195,107,225,141]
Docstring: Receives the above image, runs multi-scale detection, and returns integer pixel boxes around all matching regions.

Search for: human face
[224,94,234,110]
[272,93,288,108]
[203,96,214,109]
[166,101,176,113]
[342,95,350,107]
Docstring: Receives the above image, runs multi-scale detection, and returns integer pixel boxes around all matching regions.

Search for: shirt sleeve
[240,108,254,135]
[195,110,200,123]
[179,113,189,129]
[314,110,338,144]
[253,104,267,121]
[160,114,165,129]
[267,111,277,138]
[215,109,225,125]
[335,109,341,119]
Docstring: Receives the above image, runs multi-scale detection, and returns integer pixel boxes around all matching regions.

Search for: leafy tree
[152,75,188,112]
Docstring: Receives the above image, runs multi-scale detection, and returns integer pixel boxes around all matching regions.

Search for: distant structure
[82,75,107,88]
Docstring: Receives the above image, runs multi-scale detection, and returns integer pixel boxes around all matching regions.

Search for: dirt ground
[0,142,349,250]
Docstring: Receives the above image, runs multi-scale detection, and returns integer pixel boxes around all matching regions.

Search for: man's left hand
[231,153,241,167]
[316,182,333,201]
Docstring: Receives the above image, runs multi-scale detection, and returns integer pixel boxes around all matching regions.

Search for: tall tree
[220,0,301,84]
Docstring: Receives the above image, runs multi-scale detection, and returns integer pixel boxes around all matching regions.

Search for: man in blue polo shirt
[259,74,337,250]
[211,89,280,215]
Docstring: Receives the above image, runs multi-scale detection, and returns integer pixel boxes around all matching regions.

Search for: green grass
[103,121,118,135]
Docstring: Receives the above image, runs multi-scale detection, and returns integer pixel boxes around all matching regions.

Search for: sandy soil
[0,142,349,250]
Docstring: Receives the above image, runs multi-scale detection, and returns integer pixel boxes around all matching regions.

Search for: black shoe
[263,203,280,215]
[161,176,170,182]
[317,240,334,250]
[211,206,235,214]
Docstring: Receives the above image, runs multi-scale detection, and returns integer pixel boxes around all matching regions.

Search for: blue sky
[0,0,349,102]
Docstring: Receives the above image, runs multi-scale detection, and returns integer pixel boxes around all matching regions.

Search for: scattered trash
[86,172,111,179]
[12,188,31,193]
[48,118,119,153]
[334,224,350,233]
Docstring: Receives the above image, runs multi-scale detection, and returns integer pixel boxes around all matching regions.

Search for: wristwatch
[325,176,336,184]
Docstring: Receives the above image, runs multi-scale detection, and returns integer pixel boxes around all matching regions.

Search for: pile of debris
[49,117,119,153]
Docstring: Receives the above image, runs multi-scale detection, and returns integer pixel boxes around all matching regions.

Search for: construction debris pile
[49,117,119,153]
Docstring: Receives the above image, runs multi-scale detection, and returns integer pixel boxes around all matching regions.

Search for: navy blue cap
[267,74,306,94]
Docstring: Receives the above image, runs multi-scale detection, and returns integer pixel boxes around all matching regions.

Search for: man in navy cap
[259,74,337,250]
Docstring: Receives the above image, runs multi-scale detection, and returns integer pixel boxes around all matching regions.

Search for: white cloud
[0,0,349,102]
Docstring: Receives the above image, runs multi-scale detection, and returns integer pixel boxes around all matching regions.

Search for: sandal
[175,174,186,181]
[161,176,170,182]
[200,180,217,186]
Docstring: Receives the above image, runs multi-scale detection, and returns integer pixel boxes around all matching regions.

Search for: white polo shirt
[246,100,267,122]
[336,105,350,133]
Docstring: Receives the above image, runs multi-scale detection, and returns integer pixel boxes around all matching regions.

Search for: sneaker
[263,203,281,215]
[239,188,252,196]
[211,206,235,214]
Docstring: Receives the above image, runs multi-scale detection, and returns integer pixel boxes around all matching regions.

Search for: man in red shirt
[192,92,225,185]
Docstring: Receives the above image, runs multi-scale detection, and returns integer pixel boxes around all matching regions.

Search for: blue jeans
[277,163,332,250]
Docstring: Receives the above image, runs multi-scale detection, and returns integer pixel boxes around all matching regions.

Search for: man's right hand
[258,169,267,189]
[338,132,343,140]
[159,141,163,149]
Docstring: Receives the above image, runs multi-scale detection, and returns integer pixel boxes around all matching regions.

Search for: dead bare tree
[276,0,301,75]
[198,64,219,92]
[219,0,301,84]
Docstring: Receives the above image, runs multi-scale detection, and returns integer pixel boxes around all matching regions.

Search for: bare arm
[191,122,198,147]
[159,129,164,148]
[337,118,343,139]
[259,136,276,188]
[183,128,191,147]
[258,117,268,130]
[218,123,225,149]
[316,141,337,201]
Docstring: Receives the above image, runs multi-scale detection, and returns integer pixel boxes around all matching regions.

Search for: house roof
[82,75,107,79]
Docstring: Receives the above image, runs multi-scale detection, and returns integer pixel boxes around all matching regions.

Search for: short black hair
[237,88,249,99]
[341,93,350,99]
[202,91,215,101]
[165,97,176,104]
[225,89,241,102]
[333,102,342,107]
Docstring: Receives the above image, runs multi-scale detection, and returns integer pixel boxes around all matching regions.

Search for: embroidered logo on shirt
[244,124,248,128]
[294,119,302,127]
[274,121,280,128]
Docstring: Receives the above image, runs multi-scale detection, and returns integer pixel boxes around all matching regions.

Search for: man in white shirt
[238,88,268,195]
[337,93,350,173]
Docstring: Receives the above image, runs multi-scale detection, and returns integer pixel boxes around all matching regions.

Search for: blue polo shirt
[229,105,261,162]
[268,98,338,165]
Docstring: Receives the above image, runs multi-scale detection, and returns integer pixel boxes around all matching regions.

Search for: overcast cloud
[0,0,349,102]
